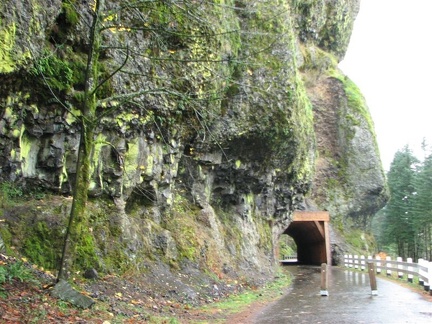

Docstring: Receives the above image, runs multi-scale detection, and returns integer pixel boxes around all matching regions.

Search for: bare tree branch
[91,45,130,97]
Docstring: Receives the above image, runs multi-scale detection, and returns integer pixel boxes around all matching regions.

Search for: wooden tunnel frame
[284,211,331,265]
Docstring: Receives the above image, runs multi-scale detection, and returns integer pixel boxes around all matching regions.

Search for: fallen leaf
[131,299,143,305]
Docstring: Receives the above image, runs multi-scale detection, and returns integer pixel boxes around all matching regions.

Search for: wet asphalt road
[254,265,432,324]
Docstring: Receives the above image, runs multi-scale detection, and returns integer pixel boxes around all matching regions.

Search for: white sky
[338,0,432,171]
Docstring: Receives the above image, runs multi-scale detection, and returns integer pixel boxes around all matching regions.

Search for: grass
[190,266,293,323]
[379,272,431,297]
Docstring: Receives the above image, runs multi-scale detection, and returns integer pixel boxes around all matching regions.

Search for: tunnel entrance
[283,211,330,265]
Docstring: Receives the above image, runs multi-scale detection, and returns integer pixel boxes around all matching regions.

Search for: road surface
[254,265,432,324]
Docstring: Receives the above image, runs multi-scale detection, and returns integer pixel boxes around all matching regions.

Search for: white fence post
[386,256,392,277]
[424,260,431,292]
[354,255,359,270]
[344,254,349,268]
[376,255,381,275]
[367,256,373,272]
[419,258,425,286]
[360,255,366,271]
[397,256,403,279]
[407,257,414,283]
[349,254,353,268]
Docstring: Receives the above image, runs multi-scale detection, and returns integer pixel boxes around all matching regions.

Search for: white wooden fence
[344,254,432,293]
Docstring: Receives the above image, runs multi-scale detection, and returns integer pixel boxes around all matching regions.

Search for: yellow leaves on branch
[90,0,96,12]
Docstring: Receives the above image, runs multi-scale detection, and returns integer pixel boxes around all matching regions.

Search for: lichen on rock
[0,0,387,289]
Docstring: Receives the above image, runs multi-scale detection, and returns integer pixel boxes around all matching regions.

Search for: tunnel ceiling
[284,221,325,244]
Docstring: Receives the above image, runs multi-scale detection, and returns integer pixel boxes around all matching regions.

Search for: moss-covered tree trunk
[57,0,103,281]
[57,123,95,280]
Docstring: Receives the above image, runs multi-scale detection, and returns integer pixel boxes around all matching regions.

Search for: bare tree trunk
[426,224,431,260]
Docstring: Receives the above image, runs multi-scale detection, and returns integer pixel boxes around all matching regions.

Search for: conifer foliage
[377,144,432,260]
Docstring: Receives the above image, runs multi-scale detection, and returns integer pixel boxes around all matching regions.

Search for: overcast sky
[338,0,432,171]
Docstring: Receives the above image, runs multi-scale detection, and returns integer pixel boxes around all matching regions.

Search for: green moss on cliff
[23,221,61,270]
[89,133,107,191]
[31,50,74,91]
[0,0,369,280]
[165,195,201,261]
[62,0,80,26]
[331,72,375,136]
[300,45,338,72]
[0,226,13,255]
[0,3,41,74]
[318,0,359,60]
[0,197,135,274]
[19,132,37,177]
[287,73,315,181]
[292,0,326,43]
[255,218,272,252]
[234,1,315,181]
[0,22,17,73]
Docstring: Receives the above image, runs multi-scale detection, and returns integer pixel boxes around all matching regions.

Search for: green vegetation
[0,195,135,278]
[196,267,292,321]
[375,144,432,260]
[0,0,368,303]
[236,3,314,123]
[0,261,34,297]
[0,181,24,205]
[278,235,296,259]
[166,215,199,261]
[317,1,358,59]
[0,253,293,322]
[31,51,74,91]
[44,0,250,280]
[0,22,17,73]
[23,222,61,270]
[330,71,376,138]
[0,262,33,284]
[62,0,80,26]
[344,229,375,254]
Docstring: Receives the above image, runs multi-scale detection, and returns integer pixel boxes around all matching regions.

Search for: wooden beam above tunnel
[293,211,329,222]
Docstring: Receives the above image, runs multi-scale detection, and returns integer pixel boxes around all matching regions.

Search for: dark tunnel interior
[284,221,329,265]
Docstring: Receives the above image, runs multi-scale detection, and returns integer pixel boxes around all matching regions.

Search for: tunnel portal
[283,211,330,265]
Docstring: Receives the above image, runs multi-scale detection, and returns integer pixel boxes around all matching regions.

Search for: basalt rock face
[0,0,387,282]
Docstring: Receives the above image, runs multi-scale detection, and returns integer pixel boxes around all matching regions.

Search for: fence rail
[344,254,432,294]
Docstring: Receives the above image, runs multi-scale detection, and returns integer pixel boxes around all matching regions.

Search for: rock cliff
[0,0,388,288]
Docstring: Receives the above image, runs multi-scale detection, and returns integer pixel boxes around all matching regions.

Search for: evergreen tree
[381,146,418,259]
[412,152,432,260]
